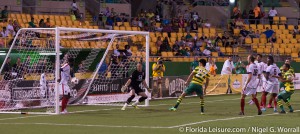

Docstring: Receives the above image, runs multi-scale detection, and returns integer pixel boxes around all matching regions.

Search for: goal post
[0,27,150,114]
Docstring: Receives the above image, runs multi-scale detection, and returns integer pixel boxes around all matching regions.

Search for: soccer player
[248,54,267,105]
[169,59,210,114]
[261,56,281,112]
[121,63,151,110]
[58,57,74,114]
[277,64,294,114]
[152,57,165,98]
[239,55,262,115]
[40,68,47,106]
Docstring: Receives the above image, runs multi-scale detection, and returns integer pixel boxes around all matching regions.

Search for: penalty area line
[167,110,300,128]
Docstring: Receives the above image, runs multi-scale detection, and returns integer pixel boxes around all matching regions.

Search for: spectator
[254,3,261,24]
[6,20,15,36]
[162,23,172,37]
[268,6,277,25]
[1,6,8,22]
[146,9,155,19]
[104,7,110,17]
[269,33,276,43]
[200,33,207,40]
[77,61,85,73]
[192,12,199,21]
[125,45,132,56]
[156,36,163,49]
[203,48,211,56]
[293,25,299,37]
[203,19,211,28]
[115,14,122,22]
[105,15,114,30]
[234,57,246,74]
[12,20,21,32]
[28,18,37,28]
[178,16,185,29]
[222,32,230,47]
[131,17,138,27]
[221,55,234,75]
[160,37,171,52]
[262,27,274,39]
[71,0,80,19]
[235,18,244,28]
[45,18,51,28]
[171,21,179,32]
[155,1,163,17]
[12,57,23,78]
[162,15,170,25]
[206,57,217,76]
[232,4,240,19]
[248,8,255,24]
[190,57,199,72]
[111,8,117,17]
[171,0,177,18]
[178,36,186,47]
[113,44,120,56]
[172,40,180,52]
[190,19,198,32]
[195,38,203,48]
[183,10,190,21]
[239,26,249,43]
[185,31,192,40]
[1,27,9,37]
[186,38,194,50]
[252,30,261,38]
[39,19,46,28]
[177,9,182,18]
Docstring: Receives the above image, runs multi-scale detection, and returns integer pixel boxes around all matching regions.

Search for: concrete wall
[191,6,229,27]
[0,0,22,13]
[37,1,85,16]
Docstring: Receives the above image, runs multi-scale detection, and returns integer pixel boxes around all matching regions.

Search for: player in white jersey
[249,54,267,105]
[58,57,74,114]
[239,55,262,115]
[261,56,281,112]
[40,71,47,106]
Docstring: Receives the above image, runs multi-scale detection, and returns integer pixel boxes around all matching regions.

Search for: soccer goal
[0,27,150,114]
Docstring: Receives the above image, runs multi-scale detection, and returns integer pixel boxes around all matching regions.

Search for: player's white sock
[132,100,139,106]
[121,103,128,110]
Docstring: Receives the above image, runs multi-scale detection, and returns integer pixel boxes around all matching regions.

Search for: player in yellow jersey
[152,57,165,98]
[277,64,294,114]
[169,59,210,114]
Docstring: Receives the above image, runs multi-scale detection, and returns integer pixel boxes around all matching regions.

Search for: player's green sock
[285,101,293,111]
[277,100,285,111]
[174,96,183,108]
[200,99,204,113]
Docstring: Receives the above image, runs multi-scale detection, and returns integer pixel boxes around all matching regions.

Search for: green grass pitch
[0,92,300,134]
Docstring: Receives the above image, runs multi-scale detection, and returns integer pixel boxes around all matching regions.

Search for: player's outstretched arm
[121,79,132,92]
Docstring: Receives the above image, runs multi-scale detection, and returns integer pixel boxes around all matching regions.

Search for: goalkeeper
[121,63,151,110]
[169,59,210,114]
[277,64,294,114]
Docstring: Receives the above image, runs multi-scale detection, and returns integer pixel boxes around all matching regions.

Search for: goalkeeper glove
[121,85,128,93]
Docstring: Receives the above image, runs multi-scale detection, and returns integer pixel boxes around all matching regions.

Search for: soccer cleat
[279,110,286,114]
[267,104,273,108]
[61,110,68,114]
[238,112,244,115]
[169,107,177,111]
[289,109,294,113]
[248,100,254,105]
[121,106,126,111]
[261,107,266,111]
[273,108,278,113]
[131,104,139,109]
[258,111,263,115]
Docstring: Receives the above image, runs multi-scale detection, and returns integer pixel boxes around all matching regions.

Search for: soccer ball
[71,77,79,84]
[287,75,294,81]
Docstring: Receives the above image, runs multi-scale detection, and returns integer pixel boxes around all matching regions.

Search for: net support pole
[145,34,150,106]
[55,27,60,114]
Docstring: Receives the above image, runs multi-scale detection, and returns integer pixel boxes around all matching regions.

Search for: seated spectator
[293,25,299,37]
[192,12,199,21]
[250,30,260,38]
[239,26,249,43]
[200,33,207,40]
[131,17,138,27]
[203,48,211,56]
[183,10,190,21]
[28,18,37,28]
[269,33,277,43]
[171,21,179,32]
[178,16,185,29]
[192,47,201,56]
[113,44,120,56]
[262,27,274,39]
[1,27,9,37]
[39,19,46,28]
[179,36,186,47]
[125,45,132,56]
[6,20,15,36]
[148,22,156,32]
[156,36,163,48]
[162,23,172,37]
[229,20,236,32]
[105,15,114,30]
[235,18,244,28]
[203,19,211,28]
[160,37,171,52]
[162,15,170,26]
[195,38,203,48]
[115,14,122,22]
[194,33,199,41]
[234,57,246,74]
[1,6,8,22]
[185,31,192,40]
[186,38,194,50]
[172,41,180,52]
[12,20,21,32]
[111,8,117,17]
[190,19,198,32]
[222,32,230,47]
[45,18,51,28]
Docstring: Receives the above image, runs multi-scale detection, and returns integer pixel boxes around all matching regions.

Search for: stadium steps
[85,9,94,25]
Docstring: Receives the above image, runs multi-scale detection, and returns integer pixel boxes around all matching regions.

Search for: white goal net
[0,27,150,114]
